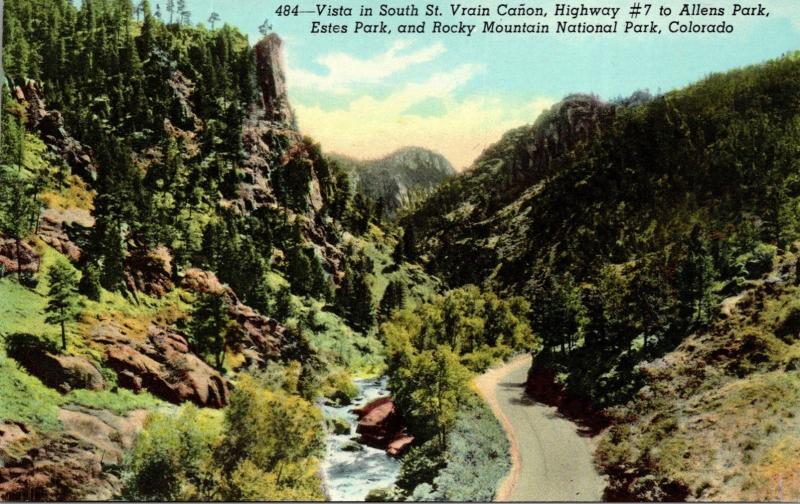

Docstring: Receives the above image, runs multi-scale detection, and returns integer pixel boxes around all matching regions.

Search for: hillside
[404,52,800,500]
[333,147,455,219]
[0,0,447,499]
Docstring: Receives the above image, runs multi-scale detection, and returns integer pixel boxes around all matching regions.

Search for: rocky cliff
[253,34,295,127]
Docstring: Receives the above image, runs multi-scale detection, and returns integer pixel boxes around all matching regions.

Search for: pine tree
[207,11,220,30]
[678,225,718,326]
[188,293,231,370]
[165,0,174,23]
[0,167,39,279]
[402,225,417,261]
[379,279,406,319]
[45,259,81,350]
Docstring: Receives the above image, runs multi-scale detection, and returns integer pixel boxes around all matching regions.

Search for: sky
[182,0,800,169]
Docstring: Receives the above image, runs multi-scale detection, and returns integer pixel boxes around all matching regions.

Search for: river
[321,377,401,501]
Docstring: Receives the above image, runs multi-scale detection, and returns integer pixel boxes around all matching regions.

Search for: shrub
[321,367,359,406]
[396,441,446,492]
[122,406,221,501]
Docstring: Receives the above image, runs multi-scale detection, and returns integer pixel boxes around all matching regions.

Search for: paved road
[475,355,606,502]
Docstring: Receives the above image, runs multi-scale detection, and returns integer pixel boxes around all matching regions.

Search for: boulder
[0,408,148,501]
[355,396,413,457]
[96,323,230,408]
[7,340,105,394]
[181,267,231,298]
[387,435,414,457]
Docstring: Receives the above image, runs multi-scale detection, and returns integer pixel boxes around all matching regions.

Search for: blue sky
[182,0,800,168]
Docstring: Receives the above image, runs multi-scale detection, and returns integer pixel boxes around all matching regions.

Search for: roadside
[474,355,606,501]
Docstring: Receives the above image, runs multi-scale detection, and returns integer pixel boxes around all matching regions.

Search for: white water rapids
[321,377,401,501]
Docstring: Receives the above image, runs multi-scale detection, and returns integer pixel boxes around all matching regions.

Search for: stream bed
[321,377,401,501]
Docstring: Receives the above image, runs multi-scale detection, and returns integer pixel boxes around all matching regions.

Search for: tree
[334,245,374,331]
[0,167,39,279]
[177,0,189,25]
[165,0,174,23]
[45,259,81,350]
[123,406,220,501]
[402,225,417,262]
[207,12,220,30]
[379,279,406,320]
[396,345,470,450]
[220,375,324,480]
[258,18,272,36]
[134,1,146,20]
[678,226,718,326]
[188,293,232,370]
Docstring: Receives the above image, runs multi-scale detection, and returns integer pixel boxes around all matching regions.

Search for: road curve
[474,355,606,502]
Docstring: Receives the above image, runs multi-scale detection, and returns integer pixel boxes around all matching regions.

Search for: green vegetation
[187,293,231,370]
[6,0,799,501]
[406,51,800,410]
[381,285,533,498]
[44,259,82,350]
[123,376,325,501]
[409,399,511,501]
[596,253,800,500]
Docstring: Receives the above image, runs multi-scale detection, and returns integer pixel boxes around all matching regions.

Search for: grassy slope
[597,249,800,501]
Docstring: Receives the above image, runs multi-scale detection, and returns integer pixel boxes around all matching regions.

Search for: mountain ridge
[332,147,455,219]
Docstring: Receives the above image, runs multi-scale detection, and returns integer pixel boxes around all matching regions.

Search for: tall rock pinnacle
[254,33,295,126]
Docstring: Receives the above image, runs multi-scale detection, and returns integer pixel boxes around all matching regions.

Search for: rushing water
[321,377,401,501]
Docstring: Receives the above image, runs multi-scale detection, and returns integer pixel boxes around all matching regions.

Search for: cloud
[287,40,446,94]
[293,66,555,170]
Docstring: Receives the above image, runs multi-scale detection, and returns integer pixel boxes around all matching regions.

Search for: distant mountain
[333,147,455,219]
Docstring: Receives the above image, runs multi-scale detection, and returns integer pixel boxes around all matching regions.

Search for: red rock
[0,408,148,501]
[6,340,105,393]
[355,396,412,456]
[0,238,40,276]
[180,268,284,366]
[387,435,414,457]
[98,323,230,408]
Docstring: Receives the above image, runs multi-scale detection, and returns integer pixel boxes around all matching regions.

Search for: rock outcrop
[14,81,97,181]
[234,35,345,280]
[125,245,174,298]
[254,34,295,126]
[94,323,229,408]
[0,238,40,276]
[167,70,201,130]
[37,208,93,263]
[12,352,105,394]
[354,396,413,457]
[0,408,148,501]
[180,268,284,366]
